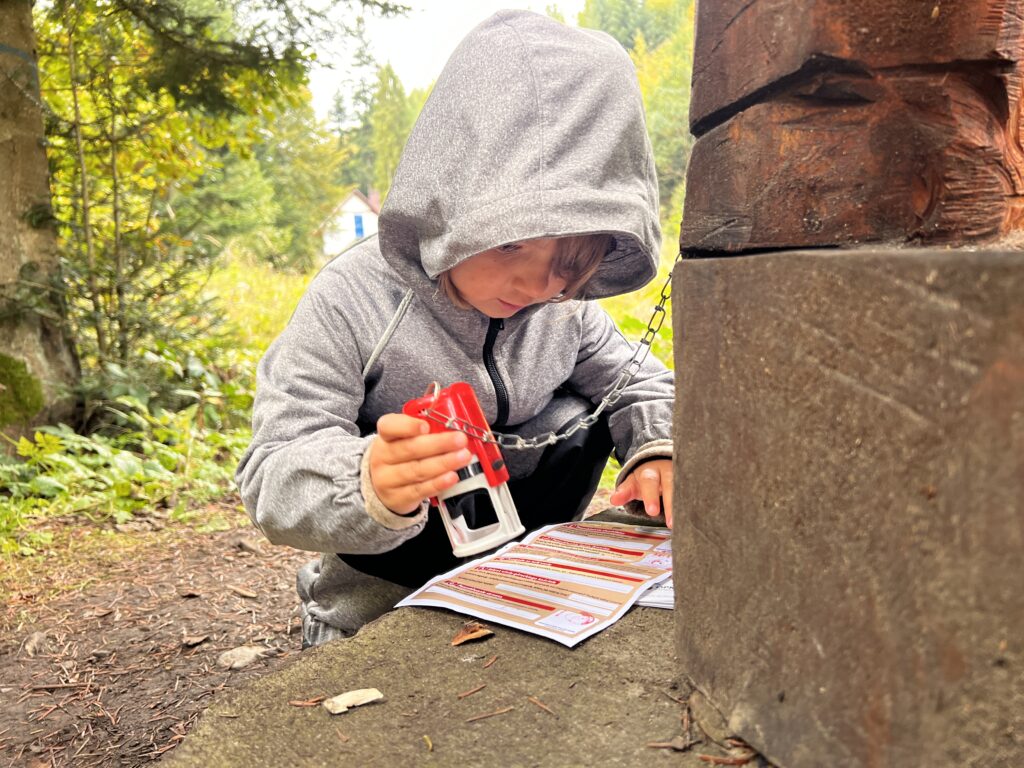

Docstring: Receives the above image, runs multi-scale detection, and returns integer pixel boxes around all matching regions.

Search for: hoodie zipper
[483,318,509,428]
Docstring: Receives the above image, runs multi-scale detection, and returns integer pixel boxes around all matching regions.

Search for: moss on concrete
[0,352,44,427]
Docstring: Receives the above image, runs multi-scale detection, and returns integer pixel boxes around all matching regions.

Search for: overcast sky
[309,1,587,118]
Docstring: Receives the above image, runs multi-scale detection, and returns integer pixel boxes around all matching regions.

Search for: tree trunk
[0,1,79,442]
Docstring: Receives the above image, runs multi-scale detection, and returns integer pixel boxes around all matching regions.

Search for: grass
[205,255,315,351]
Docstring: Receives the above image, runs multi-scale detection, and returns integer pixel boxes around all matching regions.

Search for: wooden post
[672,2,1024,766]
[681,1,1024,252]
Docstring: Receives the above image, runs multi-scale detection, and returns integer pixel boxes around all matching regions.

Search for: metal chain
[422,247,684,450]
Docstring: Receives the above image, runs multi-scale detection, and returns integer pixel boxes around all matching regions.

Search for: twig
[482,654,498,669]
[465,706,514,723]
[457,684,486,700]
[29,683,89,691]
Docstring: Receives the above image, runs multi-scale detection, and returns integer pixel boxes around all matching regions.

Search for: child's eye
[496,243,522,254]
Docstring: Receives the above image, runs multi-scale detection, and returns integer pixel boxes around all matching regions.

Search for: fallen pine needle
[228,585,258,598]
[662,690,687,706]
[423,735,433,752]
[527,696,557,717]
[482,654,498,669]
[698,753,756,766]
[288,696,326,707]
[466,706,514,723]
[457,684,487,700]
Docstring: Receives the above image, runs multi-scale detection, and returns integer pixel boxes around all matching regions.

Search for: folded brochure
[396,520,672,647]
[636,580,674,609]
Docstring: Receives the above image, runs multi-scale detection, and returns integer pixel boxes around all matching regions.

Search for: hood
[378,10,662,300]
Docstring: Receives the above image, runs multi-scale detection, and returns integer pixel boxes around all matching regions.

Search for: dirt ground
[0,489,614,767]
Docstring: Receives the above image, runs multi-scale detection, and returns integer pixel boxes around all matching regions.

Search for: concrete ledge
[168,592,695,766]
[672,249,1024,767]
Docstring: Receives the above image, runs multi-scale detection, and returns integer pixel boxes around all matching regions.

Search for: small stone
[216,646,267,670]
[238,539,263,556]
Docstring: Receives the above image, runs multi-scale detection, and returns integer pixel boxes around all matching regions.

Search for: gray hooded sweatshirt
[236,10,674,635]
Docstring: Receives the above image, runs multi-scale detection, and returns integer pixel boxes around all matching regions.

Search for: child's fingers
[635,465,663,518]
[376,413,430,441]
[608,474,637,506]
[377,448,471,490]
[379,431,468,465]
[369,435,472,513]
[610,460,673,524]
[662,470,674,529]
[380,469,462,513]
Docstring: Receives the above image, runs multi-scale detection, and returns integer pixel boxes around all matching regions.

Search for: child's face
[448,237,569,318]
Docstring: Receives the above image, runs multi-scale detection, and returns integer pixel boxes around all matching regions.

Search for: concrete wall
[671,248,1023,766]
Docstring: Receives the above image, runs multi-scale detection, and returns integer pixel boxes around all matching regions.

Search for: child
[236,10,675,648]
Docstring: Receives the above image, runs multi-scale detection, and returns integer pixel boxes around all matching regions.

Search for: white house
[321,189,380,257]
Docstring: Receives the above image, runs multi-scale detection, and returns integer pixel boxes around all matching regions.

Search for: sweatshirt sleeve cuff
[616,438,673,486]
[360,442,428,530]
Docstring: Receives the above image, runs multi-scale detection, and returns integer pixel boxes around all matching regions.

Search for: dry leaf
[216,645,267,670]
[451,621,493,646]
[228,585,258,599]
[322,688,384,715]
[182,635,209,648]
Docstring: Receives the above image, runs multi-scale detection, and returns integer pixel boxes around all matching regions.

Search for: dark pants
[340,415,613,589]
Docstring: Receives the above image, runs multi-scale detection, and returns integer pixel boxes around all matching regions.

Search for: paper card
[396,521,672,647]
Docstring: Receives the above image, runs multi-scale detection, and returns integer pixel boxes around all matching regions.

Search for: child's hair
[438,233,614,309]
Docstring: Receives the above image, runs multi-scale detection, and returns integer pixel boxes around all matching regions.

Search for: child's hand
[608,459,673,528]
[368,414,473,515]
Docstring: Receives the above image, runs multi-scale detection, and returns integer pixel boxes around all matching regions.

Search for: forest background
[1,0,695,556]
